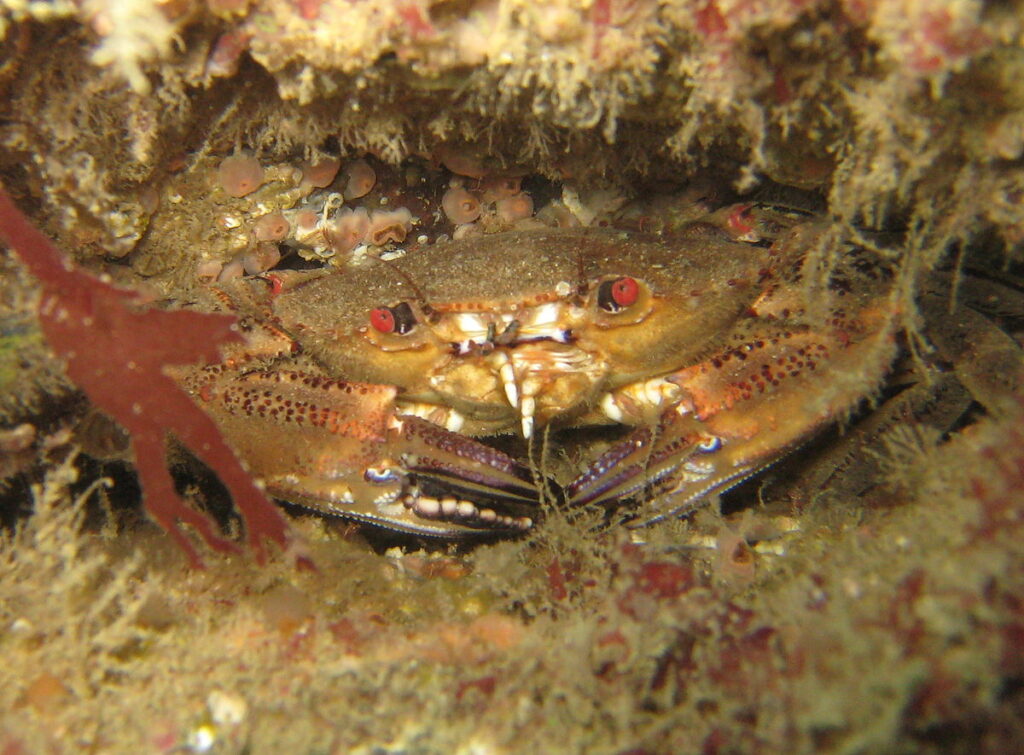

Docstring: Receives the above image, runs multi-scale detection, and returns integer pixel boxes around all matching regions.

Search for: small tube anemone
[442,186,481,224]
[217,257,245,282]
[367,207,413,246]
[536,201,580,228]
[242,242,282,275]
[252,212,290,242]
[300,157,341,189]
[452,222,482,240]
[196,260,223,281]
[291,209,322,246]
[217,153,264,198]
[436,144,487,179]
[496,193,534,223]
[341,158,377,200]
[326,207,370,255]
[480,176,522,203]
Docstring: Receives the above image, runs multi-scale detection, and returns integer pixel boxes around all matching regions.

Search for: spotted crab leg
[568,294,901,525]
[182,368,538,537]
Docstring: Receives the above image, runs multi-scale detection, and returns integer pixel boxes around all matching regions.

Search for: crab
[174,213,908,539]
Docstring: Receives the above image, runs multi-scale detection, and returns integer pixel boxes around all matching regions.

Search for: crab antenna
[371,256,437,320]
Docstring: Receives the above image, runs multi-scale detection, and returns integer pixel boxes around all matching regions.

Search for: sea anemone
[366,207,413,245]
[452,222,482,240]
[300,156,342,189]
[217,257,245,281]
[290,208,322,246]
[196,260,223,281]
[442,186,482,224]
[326,207,370,254]
[537,201,580,228]
[217,152,264,198]
[496,192,534,223]
[436,144,487,179]
[242,242,282,275]
[480,176,522,203]
[341,158,377,200]
[252,212,290,242]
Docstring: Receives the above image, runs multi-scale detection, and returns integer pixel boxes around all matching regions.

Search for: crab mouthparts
[487,343,598,440]
[442,309,594,439]
[450,318,574,357]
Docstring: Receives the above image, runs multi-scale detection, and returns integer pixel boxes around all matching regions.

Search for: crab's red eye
[370,307,395,333]
[598,277,640,312]
[369,302,418,335]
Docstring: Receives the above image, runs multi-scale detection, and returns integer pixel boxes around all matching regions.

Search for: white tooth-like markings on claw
[601,393,625,422]
[684,460,714,476]
[397,401,462,432]
[440,497,458,516]
[377,501,407,518]
[456,501,477,518]
[602,378,684,422]
[296,478,354,504]
[372,488,401,506]
[415,497,440,517]
[445,409,465,432]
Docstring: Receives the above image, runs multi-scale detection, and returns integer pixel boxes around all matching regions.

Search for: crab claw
[183,369,539,538]
[390,415,540,536]
[565,408,760,523]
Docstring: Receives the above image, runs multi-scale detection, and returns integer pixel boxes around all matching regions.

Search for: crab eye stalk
[369,302,418,335]
[597,277,640,313]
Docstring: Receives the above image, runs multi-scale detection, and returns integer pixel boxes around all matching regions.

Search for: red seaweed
[0,187,290,566]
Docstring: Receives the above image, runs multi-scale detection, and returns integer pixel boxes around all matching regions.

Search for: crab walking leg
[182,369,538,536]
[570,299,901,522]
